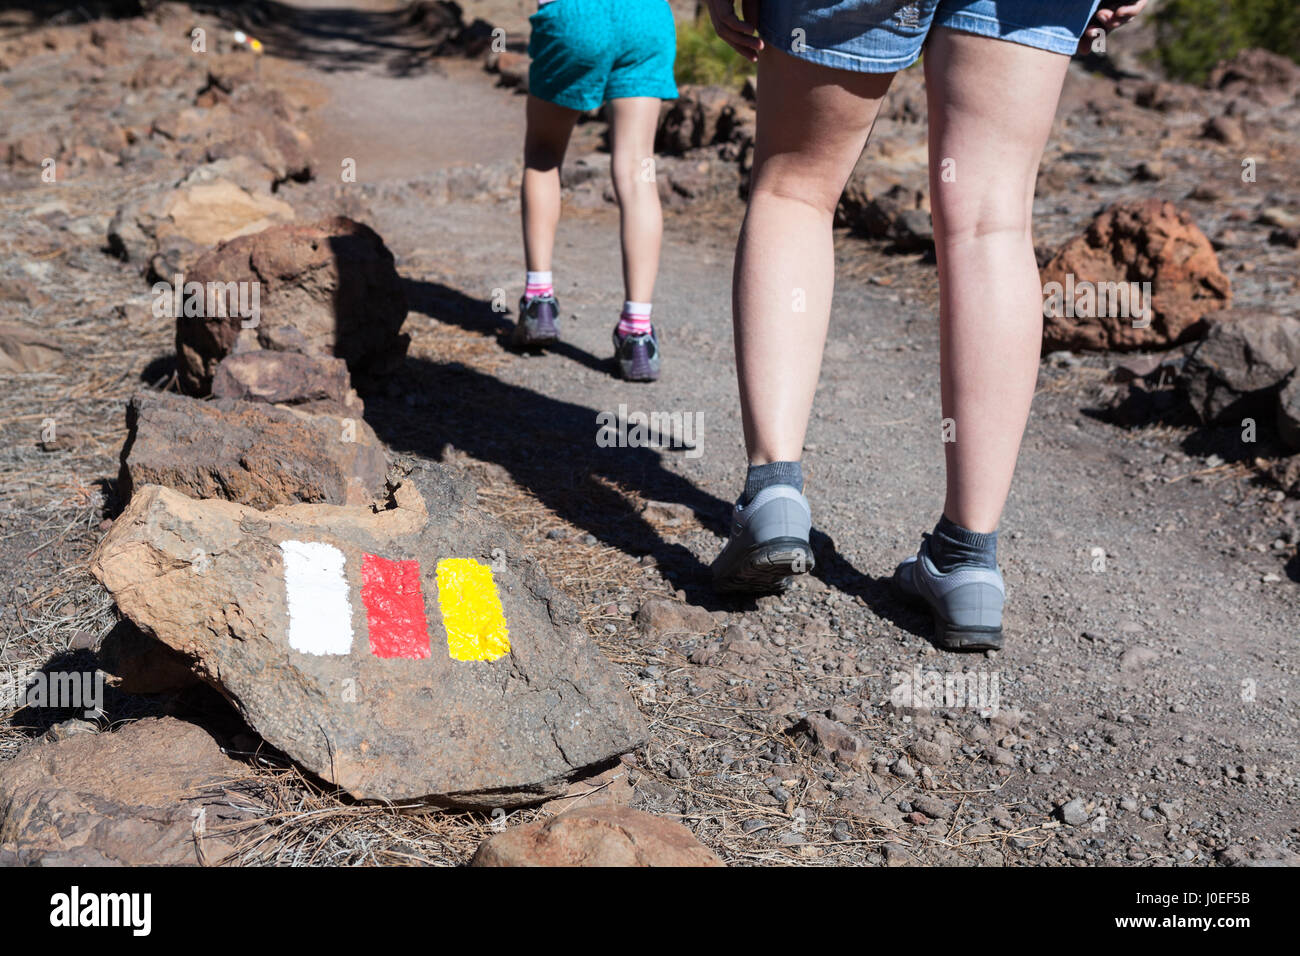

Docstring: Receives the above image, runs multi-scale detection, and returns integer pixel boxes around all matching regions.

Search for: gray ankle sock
[742,461,803,506]
[926,514,998,572]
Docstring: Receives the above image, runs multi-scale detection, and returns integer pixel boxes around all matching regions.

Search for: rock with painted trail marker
[90,462,647,808]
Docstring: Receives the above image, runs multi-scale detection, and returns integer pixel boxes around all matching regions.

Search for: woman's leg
[735,47,894,464]
[521,94,580,273]
[607,96,664,304]
[923,29,1072,533]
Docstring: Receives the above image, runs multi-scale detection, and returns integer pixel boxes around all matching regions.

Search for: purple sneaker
[612,325,660,382]
[513,294,559,347]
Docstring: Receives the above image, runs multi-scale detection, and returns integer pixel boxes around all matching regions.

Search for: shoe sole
[713,536,814,594]
[931,615,1004,652]
[620,366,659,382]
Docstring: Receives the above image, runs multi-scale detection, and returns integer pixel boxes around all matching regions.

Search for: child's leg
[607,96,663,304]
[923,29,1072,533]
[734,48,894,464]
[521,94,580,273]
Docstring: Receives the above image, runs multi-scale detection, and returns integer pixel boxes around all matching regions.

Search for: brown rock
[107,176,294,268]
[163,180,295,247]
[796,713,864,758]
[838,783,906,828]
[118,390,388,509]
[656,85,744,156]
[0,322,63,373]
[1201,114,1245,148]
[639,499,696,527]
[471,807,723,867]
[1133,81,1194,113]
[5,132,60,168]
[911,794,955,820]
[540,763,634,814]
[1208,48,1300,107]
[634,597,716,637]
[1041,200,1231,351]
[908,738,952,766]
[153,71,313,185]
[838,173,932,251]
[176,217,409,395]
[211,349,363,414]
[0,717,256,866]
[91,462,647,807]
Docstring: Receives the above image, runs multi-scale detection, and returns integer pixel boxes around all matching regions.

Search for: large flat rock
[91,462,647,808]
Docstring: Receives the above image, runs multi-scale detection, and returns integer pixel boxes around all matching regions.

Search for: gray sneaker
[513,294,560,347]
[711,484,814,594]
[893,539,1005,651]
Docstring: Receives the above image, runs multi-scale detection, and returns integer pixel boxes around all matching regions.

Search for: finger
[721,12,763,49]
[724,36,761,62]
[709,21,760,61]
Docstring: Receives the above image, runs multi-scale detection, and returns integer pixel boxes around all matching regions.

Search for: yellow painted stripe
[436,558,511,662]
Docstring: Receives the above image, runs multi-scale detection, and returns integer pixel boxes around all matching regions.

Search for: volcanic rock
[1041,200,1231,351]
[1180,312,1300,423]
[0,717,255,866]
[470,806,723,867]
[91,462,647,808]
[118,390,388,509]
[176,217,409,395]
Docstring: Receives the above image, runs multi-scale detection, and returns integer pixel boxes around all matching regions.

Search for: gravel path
[273,0,1298,865]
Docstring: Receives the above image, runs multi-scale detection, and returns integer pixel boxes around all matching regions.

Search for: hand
[1079,1,1148,52]
[703,0,763,63]
[1093,1,1148,30]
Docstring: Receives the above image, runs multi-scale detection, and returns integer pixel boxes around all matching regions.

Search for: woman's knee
[749,159,846,217]
[930,185,1033,245]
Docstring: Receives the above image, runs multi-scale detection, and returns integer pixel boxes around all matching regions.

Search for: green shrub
[674,14,756,88]
[1154,0,1300,84]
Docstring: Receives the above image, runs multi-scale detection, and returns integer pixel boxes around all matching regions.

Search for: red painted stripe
[361,553,431,659]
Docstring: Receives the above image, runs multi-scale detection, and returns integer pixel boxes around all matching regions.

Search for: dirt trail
[1,0,1293,866]
[263,0,1300,865]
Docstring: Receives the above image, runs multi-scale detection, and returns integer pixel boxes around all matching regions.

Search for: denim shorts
[528,0,678,111]
[758,0,1104,73]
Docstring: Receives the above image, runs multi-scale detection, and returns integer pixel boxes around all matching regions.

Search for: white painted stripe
[280,540,354,656]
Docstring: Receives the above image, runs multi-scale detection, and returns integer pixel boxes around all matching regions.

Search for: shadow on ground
[368,276,934,639]
[188,0,492,76]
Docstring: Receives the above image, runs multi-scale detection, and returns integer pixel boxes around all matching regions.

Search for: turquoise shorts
[759,0,1104,73]
[528,0,679,111]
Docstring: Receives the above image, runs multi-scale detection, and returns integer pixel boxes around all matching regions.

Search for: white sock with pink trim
[617,300,652,336]
[524,270,553,301]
